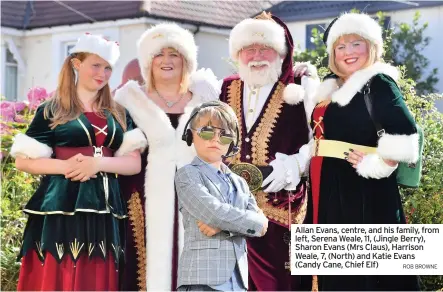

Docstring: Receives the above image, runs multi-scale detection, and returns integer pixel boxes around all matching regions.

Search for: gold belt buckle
[231,163,263,192]
[93,146,103,157]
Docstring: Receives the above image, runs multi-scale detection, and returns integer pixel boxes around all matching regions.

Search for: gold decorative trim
[77,118,92,146]
[312,275,319,292]
[251,82,284,166]
[35,241,44,258]
[127,192,147,291]
[226,79,307,225]
[88,243,95,257]
[23,208,127,219]
[99,241,106,257]
[254,190,307,225]
[107,118,116,148]
[69,238,84,261]
[55,242,64,260]
[111,243,121,259]
[226,79,243,165]
[312,116,324,140]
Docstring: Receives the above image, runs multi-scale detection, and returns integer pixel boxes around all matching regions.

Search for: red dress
[17,112,120,291]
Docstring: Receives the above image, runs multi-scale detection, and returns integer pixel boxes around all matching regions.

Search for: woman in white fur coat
[307,13,420,291]
[114,23,220,291]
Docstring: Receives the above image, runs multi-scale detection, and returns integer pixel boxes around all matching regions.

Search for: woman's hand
[197,220,221,237]
[65,154,99,182]
[345,149,397,168]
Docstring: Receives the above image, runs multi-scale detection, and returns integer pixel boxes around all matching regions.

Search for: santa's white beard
[238,59,283,87]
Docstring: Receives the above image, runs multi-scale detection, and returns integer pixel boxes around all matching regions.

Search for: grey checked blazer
[175,157,267,288]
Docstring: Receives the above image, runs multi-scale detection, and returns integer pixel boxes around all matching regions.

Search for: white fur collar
[314,62,399,106]
[114,80,205,134]
[114,80,209,290]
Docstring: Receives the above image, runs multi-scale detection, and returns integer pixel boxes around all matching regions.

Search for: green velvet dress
[17,104,133,269]
[308,63,421,291]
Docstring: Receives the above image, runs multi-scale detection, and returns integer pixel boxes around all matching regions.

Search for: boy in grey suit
[175,100,268,291]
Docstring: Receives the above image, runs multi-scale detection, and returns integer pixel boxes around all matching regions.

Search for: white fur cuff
[10,133,53,159]
[115,128,147,157]
[189,68,221,102]
[356,153,397,179]
[377,133,419,164]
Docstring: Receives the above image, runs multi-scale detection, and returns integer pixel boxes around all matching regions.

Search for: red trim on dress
[310,103,329,224]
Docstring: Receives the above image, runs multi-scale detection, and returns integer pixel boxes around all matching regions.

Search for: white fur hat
[70,33,120,67]
[326,13,384,58]
[229,17,287,61]
[137,23,198,81]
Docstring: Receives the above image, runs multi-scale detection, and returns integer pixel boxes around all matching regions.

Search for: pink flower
[14,101,27,112]
[27,87,49,109]
[0,101,16,122]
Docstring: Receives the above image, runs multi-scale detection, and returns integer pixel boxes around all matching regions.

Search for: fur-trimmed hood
[314,62,399,106]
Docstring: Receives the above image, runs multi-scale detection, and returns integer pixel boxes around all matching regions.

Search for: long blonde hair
[44,52,127,130]
[328,34,380,78]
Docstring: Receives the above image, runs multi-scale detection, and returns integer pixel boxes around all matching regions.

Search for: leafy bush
[1,89,49,291]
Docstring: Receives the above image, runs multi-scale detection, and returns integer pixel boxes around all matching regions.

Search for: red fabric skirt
[17,250,118,291]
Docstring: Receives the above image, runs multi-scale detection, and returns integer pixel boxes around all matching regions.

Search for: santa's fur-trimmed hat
[230,12,306,105]
[70,33,120,67]
[137,23,197,82]
[324,13,384,58]
[229,13,287,61]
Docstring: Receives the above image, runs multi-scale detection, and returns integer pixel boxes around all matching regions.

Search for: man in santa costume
[219,12,319,291]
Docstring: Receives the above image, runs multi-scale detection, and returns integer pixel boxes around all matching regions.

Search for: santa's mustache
[248,61,270,68]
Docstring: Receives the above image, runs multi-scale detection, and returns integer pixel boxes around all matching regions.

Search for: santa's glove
[280,140,314,190]
[261,154,292,193]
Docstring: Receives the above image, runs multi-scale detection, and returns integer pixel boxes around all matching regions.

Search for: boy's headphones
[181,102,240,158]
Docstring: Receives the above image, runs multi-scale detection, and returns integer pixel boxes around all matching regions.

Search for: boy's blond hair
[190,100,238,140]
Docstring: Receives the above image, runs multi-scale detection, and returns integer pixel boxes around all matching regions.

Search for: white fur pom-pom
[188,68,221,102]
[283,83,305,105]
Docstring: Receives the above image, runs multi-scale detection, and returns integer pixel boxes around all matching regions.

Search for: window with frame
[4,48,18,101]
[64,42,76,58]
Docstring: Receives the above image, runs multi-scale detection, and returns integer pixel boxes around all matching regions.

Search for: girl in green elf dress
[11,33,146,291]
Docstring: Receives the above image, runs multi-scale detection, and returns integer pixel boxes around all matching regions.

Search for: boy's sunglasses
[192,126,235,145]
